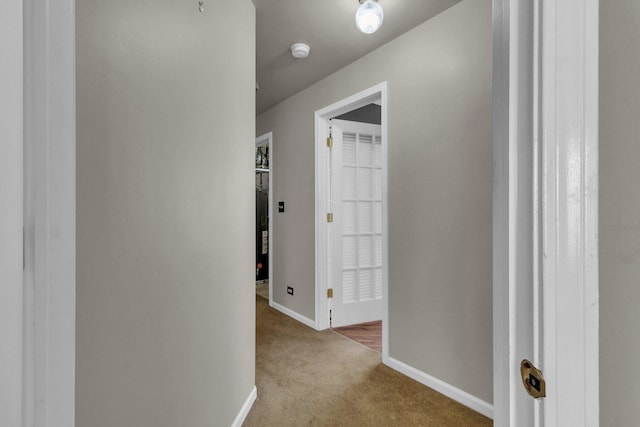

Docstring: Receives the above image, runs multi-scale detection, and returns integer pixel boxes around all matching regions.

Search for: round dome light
[290,43,310,59]
[355,0,384,35]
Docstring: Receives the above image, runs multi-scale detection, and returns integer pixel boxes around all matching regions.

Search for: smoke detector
[290,43,310,59]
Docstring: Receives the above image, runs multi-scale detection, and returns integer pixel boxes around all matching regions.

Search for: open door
[315,83,388,340]
[329,119,384,328]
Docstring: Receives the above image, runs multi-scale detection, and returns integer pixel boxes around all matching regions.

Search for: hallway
[243,296,492,426]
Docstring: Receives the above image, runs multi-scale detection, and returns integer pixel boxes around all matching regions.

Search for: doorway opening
[256,132,273,303]
[315,82,388,358]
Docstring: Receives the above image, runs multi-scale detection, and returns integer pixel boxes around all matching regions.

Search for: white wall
[0,0,23,425]
[257,0,493,405]
[76,1,256,425]
[600,1,640,425]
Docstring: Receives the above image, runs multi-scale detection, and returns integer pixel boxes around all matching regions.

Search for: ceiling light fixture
[355,0,384,35]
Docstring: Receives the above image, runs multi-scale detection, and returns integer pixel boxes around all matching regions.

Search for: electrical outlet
[287,286,294,295]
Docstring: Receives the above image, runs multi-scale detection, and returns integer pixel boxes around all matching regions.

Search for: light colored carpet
[243,296,492,426]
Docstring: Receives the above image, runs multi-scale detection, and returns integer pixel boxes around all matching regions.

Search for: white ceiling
[254,0,462,113]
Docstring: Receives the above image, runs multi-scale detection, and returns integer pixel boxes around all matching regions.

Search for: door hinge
[326,137,333,148]
[327,213,334,223]
[327,288,333,298]
[521,359,546,399]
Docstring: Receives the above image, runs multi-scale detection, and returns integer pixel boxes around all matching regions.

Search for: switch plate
[287,286,294,295]
[278,202,285,213]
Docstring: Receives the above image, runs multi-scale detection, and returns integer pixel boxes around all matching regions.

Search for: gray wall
[76,1,256,426]
[600,1,640,425]
[257,0,492,404]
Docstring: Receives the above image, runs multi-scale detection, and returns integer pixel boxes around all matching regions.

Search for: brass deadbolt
[520,359,546,399]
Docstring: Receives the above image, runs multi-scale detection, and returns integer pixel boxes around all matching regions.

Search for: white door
[330,119,384,328]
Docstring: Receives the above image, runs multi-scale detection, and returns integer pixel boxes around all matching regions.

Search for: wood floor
[333,320,382,353]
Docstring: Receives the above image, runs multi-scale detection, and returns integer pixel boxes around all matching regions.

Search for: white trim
[314,113,330,331]
[22,0,77,425]
[539,0,599,425]
[493,0,540,424]
[270,302,318,330]
[491,1,510,424]
[385,357,494,420]
[230,386,257,427]
[255,132,274,304]
[0,0,24,424]
[315,85,385,119]
[380,84,389,362]
[255,132,272,147]
[313,82,389,359]
[493,0,600,425]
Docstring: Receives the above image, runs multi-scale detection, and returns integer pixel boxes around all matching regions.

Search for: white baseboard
[230,385,257,427]
[270,301,317,330]
[384,356,493,420]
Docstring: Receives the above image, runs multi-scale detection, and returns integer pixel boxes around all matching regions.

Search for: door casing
[493,0,599,424]
[256,132,274,305]
[21,0,76,425]
[314,82,389,360]
[1,1,24,425]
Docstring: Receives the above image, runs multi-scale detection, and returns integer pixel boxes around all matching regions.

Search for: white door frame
[256,132,274,304]
[0,1,24,425]
[493,0,538,423]
[493,0,599,425]
[314,82,388,357]
[539,0,599,424]
[21,0,77,425]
